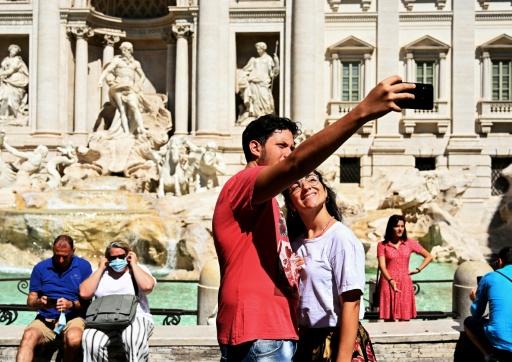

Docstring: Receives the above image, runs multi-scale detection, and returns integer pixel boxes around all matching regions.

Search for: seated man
[16,235,93,362]
[464,246,512,361]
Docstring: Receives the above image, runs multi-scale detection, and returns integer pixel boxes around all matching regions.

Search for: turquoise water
[0,255,456,326]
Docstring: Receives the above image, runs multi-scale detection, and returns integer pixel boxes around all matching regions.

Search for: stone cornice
[229,8,285,22]
[87,8,173,30]
[0,9,32,25]
[399,12,452,22]
[476,11,512,22]
[325,13,377,23]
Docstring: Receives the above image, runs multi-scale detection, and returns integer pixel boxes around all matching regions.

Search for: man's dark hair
[242,114,300,162]
[498,246,512,266]
[53,234,74,249]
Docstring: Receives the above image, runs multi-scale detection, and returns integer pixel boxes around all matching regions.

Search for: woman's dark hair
[383,214,407,243]
[283,170,342,240]
[498,246,512,266]
[242,114,300,162]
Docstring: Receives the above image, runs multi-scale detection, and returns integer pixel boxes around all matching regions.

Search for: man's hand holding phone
[396,82,434,110]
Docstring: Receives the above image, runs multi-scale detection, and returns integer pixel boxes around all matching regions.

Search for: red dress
[377,239,423,320]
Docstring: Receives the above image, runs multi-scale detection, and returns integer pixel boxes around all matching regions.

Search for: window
[492,60,512,101]
[341,62,361,101]
[416,61,437,98]
[340,157,360,183]
[491,158,511,196]
[415,157,436,171]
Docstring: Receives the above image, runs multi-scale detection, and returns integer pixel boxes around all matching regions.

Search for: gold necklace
[313,216,334,238]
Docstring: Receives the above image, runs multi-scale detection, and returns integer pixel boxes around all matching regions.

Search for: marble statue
[157,137,198,197]
[0,131,48,189]
[189,141,226,189]
[46,143,78,189]
[236,42,279,125]
[98,41,147,135]
[0,44,29,121]
[89,41,172,179]
[157,137,226,197]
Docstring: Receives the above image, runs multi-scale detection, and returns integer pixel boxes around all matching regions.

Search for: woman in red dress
[377,215,433,321]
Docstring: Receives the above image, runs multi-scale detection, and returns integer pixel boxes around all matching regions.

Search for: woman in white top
[284,171,374,362]
[80,240,156,362]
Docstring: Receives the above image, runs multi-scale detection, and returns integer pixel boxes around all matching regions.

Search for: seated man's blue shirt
[29,256,92,319]
[471,264,512,352]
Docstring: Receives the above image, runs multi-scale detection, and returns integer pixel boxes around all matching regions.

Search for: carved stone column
[102,34,120,105]
[172,21,193,135]
[69,25,94,133]
[36,0,61,132]
[481,51,491,100]
[162,29,176,117]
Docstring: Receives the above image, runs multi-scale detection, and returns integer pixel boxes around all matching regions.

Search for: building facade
[0,0,511,213]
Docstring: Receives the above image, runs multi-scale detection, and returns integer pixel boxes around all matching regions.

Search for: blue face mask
[109,258,128,272]
[53,311,66,335]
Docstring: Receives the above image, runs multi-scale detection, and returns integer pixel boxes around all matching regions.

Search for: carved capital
[103,34,121,47]
[68,25,94,39]
[172,21,193,39]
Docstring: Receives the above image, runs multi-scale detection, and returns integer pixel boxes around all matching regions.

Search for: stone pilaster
[172,21,193,135]
[374,0,400,136]
[481,51,491,100]
[363,53,372,96]
[162,29,176,119]
[196,0,222,135]
[69,25,94,133]
[291,0,324,130]
[36,0,61,132]
[102,34,120,105]
[438,52,447,100]
[331,53,340,100]
[405,52,414,82]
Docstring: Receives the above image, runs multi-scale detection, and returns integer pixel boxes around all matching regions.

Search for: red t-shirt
[212,166,298,345]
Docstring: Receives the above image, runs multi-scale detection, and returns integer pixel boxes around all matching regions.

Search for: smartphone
[476,276,482,284]
[397,82,434,110]
[46,297,58,307]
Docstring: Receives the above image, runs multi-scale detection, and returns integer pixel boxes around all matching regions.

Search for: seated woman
[283,171,374,362]
[80,240,156,362]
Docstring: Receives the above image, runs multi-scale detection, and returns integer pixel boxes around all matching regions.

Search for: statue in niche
[98,41,147,135]
[0,44,29,122]
[236,41,279,125]
[90,41,172,180]
[0,132,48,189]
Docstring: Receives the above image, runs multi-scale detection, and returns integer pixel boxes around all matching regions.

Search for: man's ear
[248,140,262,159]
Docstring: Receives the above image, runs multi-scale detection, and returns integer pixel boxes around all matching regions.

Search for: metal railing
[0,277,198,326]
[364,278,457,320]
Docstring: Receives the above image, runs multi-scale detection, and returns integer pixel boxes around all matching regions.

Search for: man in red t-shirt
[213,76,415,361]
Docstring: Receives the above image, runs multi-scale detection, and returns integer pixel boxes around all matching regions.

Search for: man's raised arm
[253,76,415,204]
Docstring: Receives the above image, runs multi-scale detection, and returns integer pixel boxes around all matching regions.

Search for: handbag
[85,294,138,330]
[85,269,139,330]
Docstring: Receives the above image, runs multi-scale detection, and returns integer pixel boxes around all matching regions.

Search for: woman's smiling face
[288,172,327,213]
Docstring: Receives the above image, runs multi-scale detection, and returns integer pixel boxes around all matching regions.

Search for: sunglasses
[107,254,127,262]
